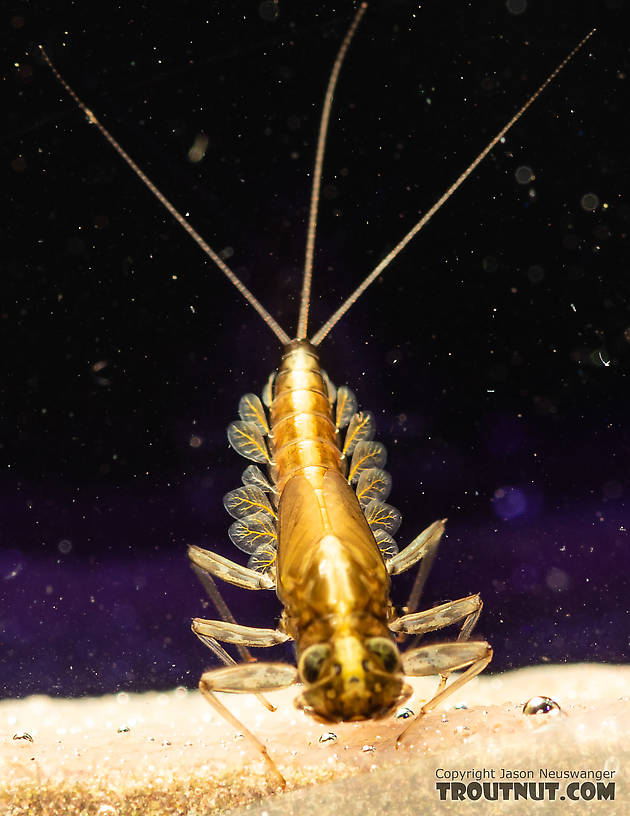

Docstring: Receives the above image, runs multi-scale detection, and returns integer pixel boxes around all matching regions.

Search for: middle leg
[389,593,483,642]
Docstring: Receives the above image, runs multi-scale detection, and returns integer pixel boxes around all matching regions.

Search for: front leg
[199,662,298,789]
[397,640,493,745]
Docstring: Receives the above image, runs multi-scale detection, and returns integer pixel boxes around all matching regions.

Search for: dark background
[4,0,629,698]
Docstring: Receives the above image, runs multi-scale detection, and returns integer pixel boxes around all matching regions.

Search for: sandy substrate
[1,664,628,815]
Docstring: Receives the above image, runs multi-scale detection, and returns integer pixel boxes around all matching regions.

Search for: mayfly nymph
[39,2,595,789]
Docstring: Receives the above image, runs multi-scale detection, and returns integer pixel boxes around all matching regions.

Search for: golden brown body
[271,341,405,721]
[270,341,342,493]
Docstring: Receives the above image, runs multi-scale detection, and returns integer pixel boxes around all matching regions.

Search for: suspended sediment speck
[187,133,208,164]
[12,732,34,742]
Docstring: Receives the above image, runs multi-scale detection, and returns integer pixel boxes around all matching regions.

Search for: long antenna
[296,2,368,340]
[39,45,292,346]
[310,28,596,347]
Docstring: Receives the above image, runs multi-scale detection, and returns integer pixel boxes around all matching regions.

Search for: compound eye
[298,644,331,684]
[366,637,400,673]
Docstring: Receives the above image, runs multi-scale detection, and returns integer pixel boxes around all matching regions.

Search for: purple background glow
[4,0,629,698]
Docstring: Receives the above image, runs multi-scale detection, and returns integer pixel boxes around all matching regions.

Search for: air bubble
[258,1,279,21]
[522,695,561,717]
[506,0,527,14]
[527,265,545,283]
[580,192,600,211]
[318,731,338,744]
[515,165,534,184]
[58,539,72,554]
[545,567,569,591]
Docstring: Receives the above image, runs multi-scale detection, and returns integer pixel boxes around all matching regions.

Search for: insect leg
[190,556,278,711]
[192,618,291,649]
[188,544,274,591]
[193,619,290,713]
[396,640,493,746]
[392,594,483,709]
[387,518,445,632]
[198,662,299,789]
[389,593,482,640]
[192,628,278,714]
[386,519,445,578]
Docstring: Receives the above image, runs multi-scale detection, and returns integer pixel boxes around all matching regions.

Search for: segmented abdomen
[269,341,340,494]
[223,339,403,578]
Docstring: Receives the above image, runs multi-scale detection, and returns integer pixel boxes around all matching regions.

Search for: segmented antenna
[310,28,597,346]
[38,45,291,346]
[296,2,367,340]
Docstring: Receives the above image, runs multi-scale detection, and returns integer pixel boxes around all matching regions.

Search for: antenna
[296,2,368,340]
[39,45,292,346]
[310,28,597,347]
